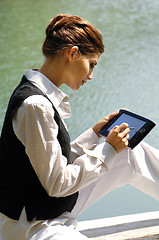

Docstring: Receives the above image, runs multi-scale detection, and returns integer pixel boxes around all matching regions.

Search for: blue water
[0,0,159,221]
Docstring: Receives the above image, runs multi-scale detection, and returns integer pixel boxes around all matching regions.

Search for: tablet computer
[99,109,156,149]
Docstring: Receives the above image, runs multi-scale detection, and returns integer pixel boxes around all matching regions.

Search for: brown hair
[42,14,104,57]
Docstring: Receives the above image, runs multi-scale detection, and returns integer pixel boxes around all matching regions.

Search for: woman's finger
[115,123,129,133]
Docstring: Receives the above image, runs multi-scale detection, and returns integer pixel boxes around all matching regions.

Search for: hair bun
[42,14,104,57]
[46,25,53,38]
[46,14,68,38]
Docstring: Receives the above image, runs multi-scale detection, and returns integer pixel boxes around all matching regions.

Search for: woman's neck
[39,56,65,87]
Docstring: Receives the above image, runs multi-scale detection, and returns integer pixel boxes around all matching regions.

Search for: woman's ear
[67,46,79,62]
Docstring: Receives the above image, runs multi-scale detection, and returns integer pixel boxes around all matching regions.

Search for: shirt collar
[24,69,71,119]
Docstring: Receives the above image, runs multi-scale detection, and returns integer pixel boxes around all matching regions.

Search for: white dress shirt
[0,69,117,239]
[12,69,117,197]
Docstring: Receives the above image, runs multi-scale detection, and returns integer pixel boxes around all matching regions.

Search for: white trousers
[72,141,159,219]
[0,142,159,240]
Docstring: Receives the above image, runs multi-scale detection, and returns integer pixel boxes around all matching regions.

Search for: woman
[0,14,158,240]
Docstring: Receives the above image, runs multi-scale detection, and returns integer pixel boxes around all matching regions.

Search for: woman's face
[64,50,101,91]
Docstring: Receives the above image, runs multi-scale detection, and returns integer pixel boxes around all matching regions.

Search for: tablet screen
[99,109,156,149]
[107,113,146,139]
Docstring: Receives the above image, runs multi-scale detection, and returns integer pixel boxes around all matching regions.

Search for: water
[0,0,159,221]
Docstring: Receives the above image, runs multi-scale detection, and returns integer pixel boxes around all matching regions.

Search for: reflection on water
[0,0,159,221]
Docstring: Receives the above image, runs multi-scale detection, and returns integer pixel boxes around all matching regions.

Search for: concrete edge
[77,211,159,239]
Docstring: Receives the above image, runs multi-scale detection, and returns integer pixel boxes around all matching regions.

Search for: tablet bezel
[99,109,156,149]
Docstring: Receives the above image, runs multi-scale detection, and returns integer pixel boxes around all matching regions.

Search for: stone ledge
[91,226,159,239]
[77,211,159,239]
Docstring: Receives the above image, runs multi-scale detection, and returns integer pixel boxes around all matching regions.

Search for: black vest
[0,76,78,221]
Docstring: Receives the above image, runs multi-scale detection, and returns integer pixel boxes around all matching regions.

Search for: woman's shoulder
[22,94,53,110]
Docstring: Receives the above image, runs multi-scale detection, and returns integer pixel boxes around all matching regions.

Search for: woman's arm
[12,96,122,198]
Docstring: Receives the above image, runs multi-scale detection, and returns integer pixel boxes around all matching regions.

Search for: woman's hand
[92,110,119,137]
[106,123,130,153]
[92,110,130,153]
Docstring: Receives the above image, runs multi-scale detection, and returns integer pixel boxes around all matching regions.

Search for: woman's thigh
[71,148,133,218]
[72,142,159,219]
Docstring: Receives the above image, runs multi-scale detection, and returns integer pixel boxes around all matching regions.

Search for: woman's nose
[87,71,93,80]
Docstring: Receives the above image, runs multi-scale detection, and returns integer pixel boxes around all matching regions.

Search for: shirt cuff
[94,142,117,168]
[73,128,100,150]
[85,142,117,170]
